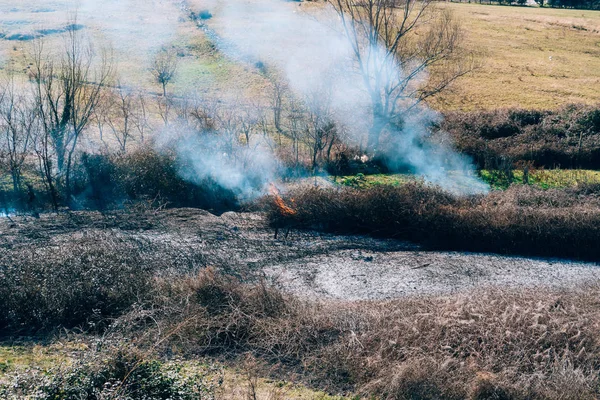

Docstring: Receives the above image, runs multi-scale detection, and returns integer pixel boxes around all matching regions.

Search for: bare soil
[2,208,598,300]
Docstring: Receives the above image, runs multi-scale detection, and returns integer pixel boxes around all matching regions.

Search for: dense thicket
[269,183,600,261]
[441,104,600,169]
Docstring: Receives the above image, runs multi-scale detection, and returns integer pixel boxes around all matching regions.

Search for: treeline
[0,26,349,214]
[449,0,600,9]
[543,0,599,8]
[440,104,600,170]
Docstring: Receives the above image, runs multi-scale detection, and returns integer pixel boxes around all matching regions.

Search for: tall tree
[0,74,39,203]
[329,0,476,153]
[31,23,113,203]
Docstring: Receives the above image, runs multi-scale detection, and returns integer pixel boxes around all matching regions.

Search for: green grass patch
[333,169,600,191]
[332,173,416,188]
[480,169,600,190]
[0,343,350,400]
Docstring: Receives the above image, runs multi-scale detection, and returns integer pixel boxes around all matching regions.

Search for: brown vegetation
[441,104,600,170]
[151,271,600,399]
[268,183,600,261]
[5,258,600,399]
[2,213,600,398]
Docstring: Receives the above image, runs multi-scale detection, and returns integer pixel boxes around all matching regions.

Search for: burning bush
[268,183,600,261]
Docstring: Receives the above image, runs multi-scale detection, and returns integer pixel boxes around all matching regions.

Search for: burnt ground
[2,208,599,300]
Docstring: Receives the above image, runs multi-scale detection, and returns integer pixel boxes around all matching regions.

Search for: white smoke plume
[194,0,488,195]
[1,0,487,196]
[171,131,282,201]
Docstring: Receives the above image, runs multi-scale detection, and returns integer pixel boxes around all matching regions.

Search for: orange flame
[269,183,297,217]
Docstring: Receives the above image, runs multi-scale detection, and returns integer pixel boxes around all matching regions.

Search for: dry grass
[3,1,598,112]
[121,271,600,399]
[2,228,600,398]
[0,0,269,101]
[431,3,600,111]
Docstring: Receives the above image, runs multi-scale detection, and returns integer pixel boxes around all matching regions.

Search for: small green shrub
[35,345,219,400]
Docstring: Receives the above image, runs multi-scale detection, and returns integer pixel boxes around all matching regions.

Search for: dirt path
[2,208,599,300]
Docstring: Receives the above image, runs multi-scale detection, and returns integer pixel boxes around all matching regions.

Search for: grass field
[0,0,268,100]
[431,3,600,110]
[1,1,598,111]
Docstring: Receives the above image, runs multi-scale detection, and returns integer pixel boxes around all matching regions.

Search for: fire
[269,183,297,217]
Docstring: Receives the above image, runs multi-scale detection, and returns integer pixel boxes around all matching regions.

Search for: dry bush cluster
[268,183,600,260]
[69,147,241,213]
[442,104,600,169]
[110,271,600,399]
[0,229,206,334]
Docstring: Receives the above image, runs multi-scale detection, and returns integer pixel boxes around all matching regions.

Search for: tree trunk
[367,103,386,155]
[11,169,21,207]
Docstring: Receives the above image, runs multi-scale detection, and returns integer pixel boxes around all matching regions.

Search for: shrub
[198,9,213,20]
[442,104,600,169]
[268,184,600,261]
[29,344,219,400]
[0,232,157,334]
[69,147,241,214]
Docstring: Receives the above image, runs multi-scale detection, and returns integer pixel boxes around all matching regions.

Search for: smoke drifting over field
[196,0,488,195]
[1,0,487,197]
[79,0,180,71]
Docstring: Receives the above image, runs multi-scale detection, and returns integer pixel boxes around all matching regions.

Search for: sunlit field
[431,2,600,110]
[2,0,600,399]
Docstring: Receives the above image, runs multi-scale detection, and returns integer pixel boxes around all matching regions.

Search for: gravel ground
[2,208,599,300]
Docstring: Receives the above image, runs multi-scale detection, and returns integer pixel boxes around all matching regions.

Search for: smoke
[173,133,282,201]
[78,0,179,53]
[3,0,487,197]
[196,0,488,195]
[384,107,490,194]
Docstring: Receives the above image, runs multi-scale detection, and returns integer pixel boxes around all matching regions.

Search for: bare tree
[132,92,151,143]
[151,48,179,126]
[238,100,265,148]
[284,98,306,174]
[151,47,179,98]
[269,76,288,144]
[31,23,113,203]
[103,82,136,153]
[329,0,476,153]
[0,75,38,203]
[304,86,338,171]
